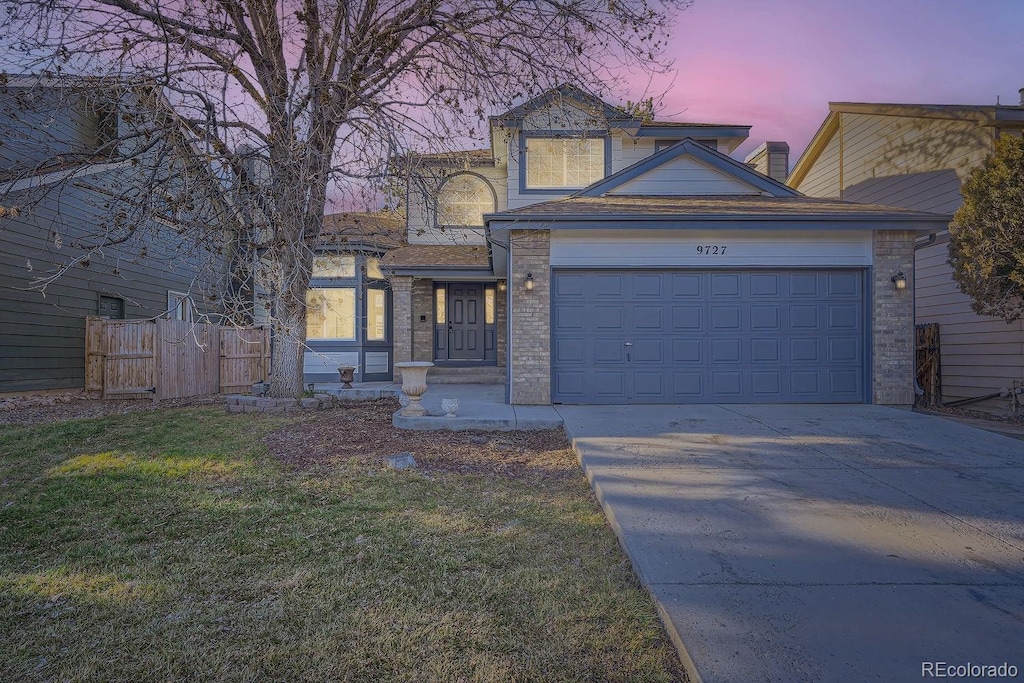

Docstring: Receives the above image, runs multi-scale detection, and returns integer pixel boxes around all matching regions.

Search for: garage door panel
[712,371,743,396]
[551,270,865,404]
[829,271,861,296]
[789,305,819,329]
[634,306,664,330]
[633,339,664,363]
[593,371,626,397]
[672,339,702,363]
[672,372,704,396]
[750,273,780,296]
[711,306,741,330]
[751,371,781,396]
[672,306,703,330]
[751,338,781,362]
[711,273,741,297]
[593,305,624,329]
[711,339,742,363]
[790,370,821,395]
[633,372,665,397]
[593,339,625,363]
[789,273,820,296]
[554,338,586,364]
[671,274,702,297]
[750,305,781,330]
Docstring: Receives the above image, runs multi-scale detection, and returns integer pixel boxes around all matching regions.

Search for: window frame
[166,290,193,323]
[435,172,497,228]
[518,131,611,194]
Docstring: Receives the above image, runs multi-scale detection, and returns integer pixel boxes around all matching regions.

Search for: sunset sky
[652,0,1024,165]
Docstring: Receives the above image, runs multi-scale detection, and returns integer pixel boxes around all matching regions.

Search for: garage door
[551,270,866,404]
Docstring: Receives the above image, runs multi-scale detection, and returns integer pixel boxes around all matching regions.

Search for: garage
[551,269,866,404]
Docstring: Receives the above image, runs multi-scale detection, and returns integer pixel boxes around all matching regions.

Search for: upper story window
[524,137,605,189]
[437,173,495,227]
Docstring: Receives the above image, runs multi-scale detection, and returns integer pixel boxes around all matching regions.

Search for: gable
[606,154,761,196]
[521,99,607,132]
[575,139,800,199]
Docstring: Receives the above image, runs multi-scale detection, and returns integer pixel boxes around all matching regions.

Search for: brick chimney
[1018,87,1024,106]
[744,141,790,184]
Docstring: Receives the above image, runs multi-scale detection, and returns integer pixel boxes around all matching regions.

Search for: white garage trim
[550,229,873,268]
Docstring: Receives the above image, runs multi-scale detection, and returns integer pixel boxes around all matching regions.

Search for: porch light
[891,272,907,291]
[497,280,507,293]
[525,272,534,291]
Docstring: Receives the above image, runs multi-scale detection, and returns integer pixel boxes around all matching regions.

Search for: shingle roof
[401,149,494,167]
[488,195,949,220]
[382,245,490,269]
[319,212,406,248]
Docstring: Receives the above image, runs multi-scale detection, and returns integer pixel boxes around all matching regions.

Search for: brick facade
[871,230,916,406]
[509,230,551,405]
[496,285,508,368]
[412,279,434,362]
[391,277,413,382]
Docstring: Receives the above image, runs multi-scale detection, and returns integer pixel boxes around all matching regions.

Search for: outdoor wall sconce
[525,272,535,291]
[891,272,908,291]
[497,280,507,293]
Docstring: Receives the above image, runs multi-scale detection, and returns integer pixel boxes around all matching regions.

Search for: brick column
[412,279,434,362]
[872,230,916,406]
[391,276,413,382]
[509,230,550,405]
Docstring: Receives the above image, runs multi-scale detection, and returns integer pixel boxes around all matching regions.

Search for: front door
[435,283,485,361]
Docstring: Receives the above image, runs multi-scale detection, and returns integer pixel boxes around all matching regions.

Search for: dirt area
[264,398,577,480]
[921,402,1024,427]
[0,391,222,426]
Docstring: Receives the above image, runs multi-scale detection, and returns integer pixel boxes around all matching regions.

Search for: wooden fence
[915,322,941,408]
[85,317,270,400]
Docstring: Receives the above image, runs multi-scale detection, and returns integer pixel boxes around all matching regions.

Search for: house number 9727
[696,245,727,255]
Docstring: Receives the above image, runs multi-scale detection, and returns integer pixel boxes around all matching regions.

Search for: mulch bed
[263,398,577,480]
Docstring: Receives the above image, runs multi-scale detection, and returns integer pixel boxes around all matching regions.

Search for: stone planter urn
[337,365,356,389]
[394,361,434,417]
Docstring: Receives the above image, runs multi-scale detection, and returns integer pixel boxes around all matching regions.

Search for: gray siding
[1,171,224,393]
[915,239,1024,409]
[0,87,107,175]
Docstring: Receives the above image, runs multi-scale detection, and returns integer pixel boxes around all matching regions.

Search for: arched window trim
[434,171,497,228]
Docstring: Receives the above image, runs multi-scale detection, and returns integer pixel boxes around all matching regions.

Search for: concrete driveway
[556,404,1024,682]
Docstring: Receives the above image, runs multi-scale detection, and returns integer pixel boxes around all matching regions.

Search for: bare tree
[2,0,688,397]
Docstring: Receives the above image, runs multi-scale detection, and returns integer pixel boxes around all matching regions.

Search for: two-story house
[0,76,235,393]
[788,98,1024,412]
[377,85,948,406]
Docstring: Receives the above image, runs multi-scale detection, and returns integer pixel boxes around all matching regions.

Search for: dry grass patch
[0,402,687,682]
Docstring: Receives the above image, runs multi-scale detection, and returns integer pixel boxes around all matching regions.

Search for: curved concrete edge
[392,408,563,432]
[560,418,704,683]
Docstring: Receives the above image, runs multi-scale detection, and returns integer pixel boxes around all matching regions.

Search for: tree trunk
[269,293,306,397]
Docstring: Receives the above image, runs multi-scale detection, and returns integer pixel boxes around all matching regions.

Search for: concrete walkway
[557,404,1024,682]
[314,382,563,431]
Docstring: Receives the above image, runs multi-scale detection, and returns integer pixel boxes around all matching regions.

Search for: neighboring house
[0,77,234,393]
[381,85,947,405]
[788,99,1024,412]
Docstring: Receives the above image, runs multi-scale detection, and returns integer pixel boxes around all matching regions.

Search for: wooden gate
[915,322,941,408]
[220,327,271,394]
[86,318,270,399]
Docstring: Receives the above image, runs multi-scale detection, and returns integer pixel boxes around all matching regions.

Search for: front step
[426,366,506,385]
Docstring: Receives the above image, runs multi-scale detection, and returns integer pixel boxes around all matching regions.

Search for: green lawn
[0,404,686,682]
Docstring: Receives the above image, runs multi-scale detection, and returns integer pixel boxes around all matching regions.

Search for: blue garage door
[551,270,866,404]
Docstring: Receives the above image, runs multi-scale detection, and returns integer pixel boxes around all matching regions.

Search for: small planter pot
[441,398,459,418]
[337,366,356,389]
